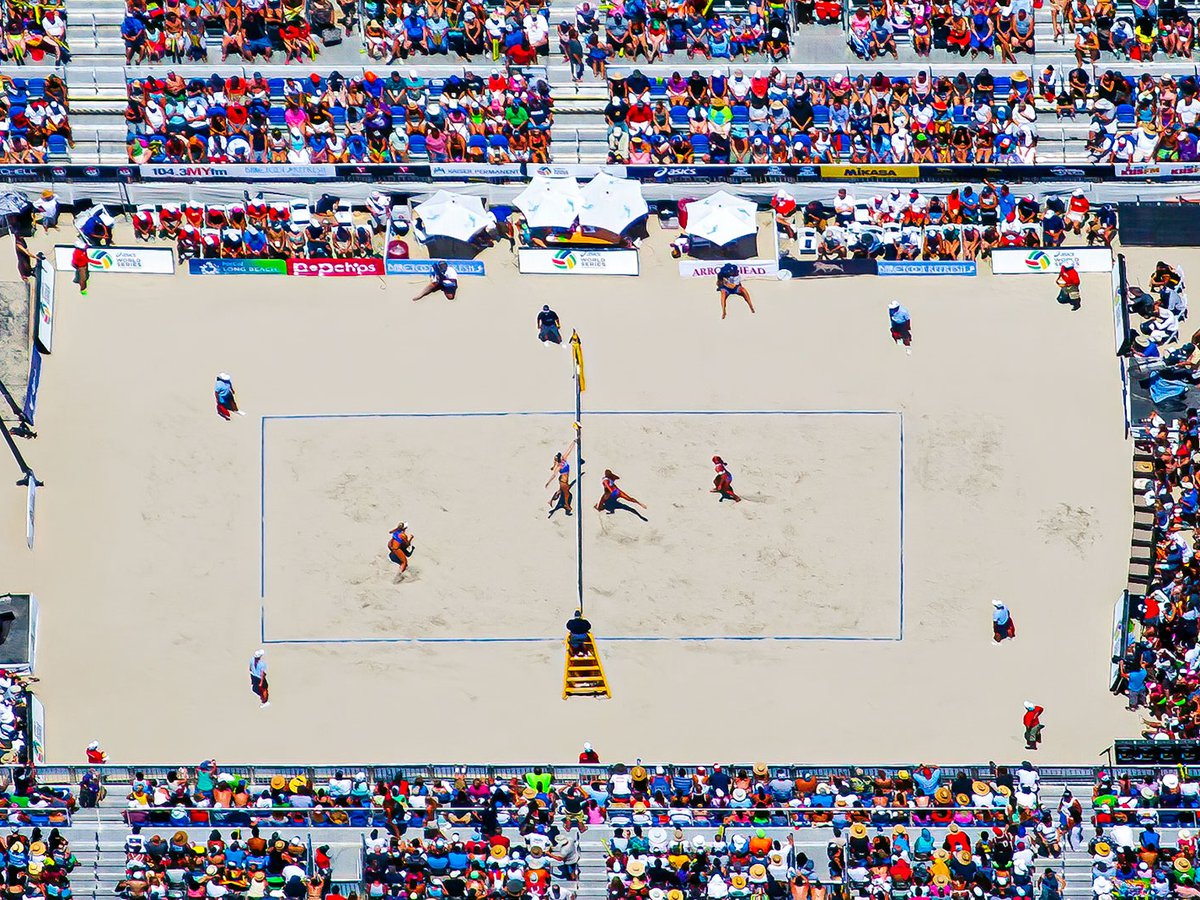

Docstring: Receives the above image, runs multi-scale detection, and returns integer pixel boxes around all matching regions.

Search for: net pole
[570,331,585,615]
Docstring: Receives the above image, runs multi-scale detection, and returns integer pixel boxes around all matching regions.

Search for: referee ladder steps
[563,634,612,699]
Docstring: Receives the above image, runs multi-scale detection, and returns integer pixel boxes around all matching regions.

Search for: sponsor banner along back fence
[678,259,780,279]
[0,163,1132,184]
[34,258,54,355]
[285,258,385,277]
[385,259,487,276]
[876,260,977,276]
[780,258,878,278]
[188,258,287,276]
[990,247,1114,275]
[53,245,176,275]
[518,248,640,276]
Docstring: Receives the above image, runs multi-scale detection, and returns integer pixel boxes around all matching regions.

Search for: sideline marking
[260,410,905,646]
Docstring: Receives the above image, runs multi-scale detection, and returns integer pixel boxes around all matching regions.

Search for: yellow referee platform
[563,612,611,699]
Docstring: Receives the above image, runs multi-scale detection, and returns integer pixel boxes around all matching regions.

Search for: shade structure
[578,172,648,234]
[413,191,495,241]
[513,176,583,229]
[683,191,759,246]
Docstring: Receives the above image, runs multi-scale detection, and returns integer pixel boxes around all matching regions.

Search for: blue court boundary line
[259,410,905,646]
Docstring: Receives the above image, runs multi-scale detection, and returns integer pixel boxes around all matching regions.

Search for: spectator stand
[0,72,73,161]
[121,64,555,164]
[0,0,70,64]
[358,0,553,65]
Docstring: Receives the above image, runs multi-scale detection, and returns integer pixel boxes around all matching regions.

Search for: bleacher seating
[0,74,72,162]
[125,69,554,163]
[0,0,69,64]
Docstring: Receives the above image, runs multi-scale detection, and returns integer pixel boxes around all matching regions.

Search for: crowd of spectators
[1,0,69,64]
[125,69,553,163]
[1084,71,1200,164]
[0,75,72,162]
[0,828,77,900]
[363,2,551,64]
[604,67,1039,164]
[568,0,793,77]
[130,198,381,260]
[121,0,352,65]
[117,827,320,900]
[846,0,1035,62]
[1088,771,1200,898]
[790,183,1116,259]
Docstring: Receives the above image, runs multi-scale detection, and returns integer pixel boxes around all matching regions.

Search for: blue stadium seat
[429,80,444,97]
[409,133,427,156]
[1116,104,1135,126]
[813,105,830,127]
[47,134,67,156]
[993,75,1010,94]
[331,107,346,126]
[268,78,286,98]
[952,105,969,126]
[669,106,688,128]
[690,133,709,156]
[390,105,404,119]
[732,105,749,125]
[650,78,667,101]
[268,107,286,125]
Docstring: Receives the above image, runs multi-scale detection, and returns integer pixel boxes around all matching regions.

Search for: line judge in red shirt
[1023,701,1045,750]
[1056,263,1081,311]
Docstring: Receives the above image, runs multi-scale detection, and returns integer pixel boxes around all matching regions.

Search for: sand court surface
[0,227,1174,763]
[263,411,901,641]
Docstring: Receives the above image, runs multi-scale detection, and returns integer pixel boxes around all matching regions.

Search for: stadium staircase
[54,779,1113,899]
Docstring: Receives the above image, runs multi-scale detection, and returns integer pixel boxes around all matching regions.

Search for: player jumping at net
[387,522,414,575]
[546,436,579,517]
[595,469,647,514]
[711,455,742,502]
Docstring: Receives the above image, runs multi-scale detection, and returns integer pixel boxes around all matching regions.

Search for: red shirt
[507,43,537,64]
[71,247,89,269]
[1023,705,1044,727]
[1058,266,1080,287]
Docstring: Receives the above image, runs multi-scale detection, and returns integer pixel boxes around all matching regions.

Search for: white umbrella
[413,191,495,241]
[683,190,759,246]
[513,176,583,229]
[578,172,648,234]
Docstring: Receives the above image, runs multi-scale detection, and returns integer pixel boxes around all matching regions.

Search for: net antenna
[570,330,585,613]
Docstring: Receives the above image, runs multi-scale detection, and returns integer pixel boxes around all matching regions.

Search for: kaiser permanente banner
[519,248,640,276]
[53,245,176,274]
[991,247,1114,275]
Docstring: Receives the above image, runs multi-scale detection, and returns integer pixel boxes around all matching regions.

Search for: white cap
[87,741,100,750]
[992,599,1003,608]
[1023,700,1035,710]
[254,649,264,658]
[888,300,900,309]
[583,742,592,751]
[217,372,231,381]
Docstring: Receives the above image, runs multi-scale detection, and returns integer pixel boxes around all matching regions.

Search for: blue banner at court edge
[877,260,978,276]
[23,347,41,425]
[385,259,487,276]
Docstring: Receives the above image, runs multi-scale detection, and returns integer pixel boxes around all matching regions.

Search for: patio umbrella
[683,191,759,246]
[413,191,495,241]
[513,176,583,230]
[578,172,648,234]
[0,191,32,218]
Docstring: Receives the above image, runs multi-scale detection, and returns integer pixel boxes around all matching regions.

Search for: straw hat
[955,850,972,865]
[933,849,950,861]
[529,846,544,858]
[955,794,971,806]
[1175,856,1193,874]
[948,823,961,834]
[933,874,950,888]
[490,846,508,860]
[850,823,868,839]
[1095,842,1111,856]
[934,787,952,804]
[730,874,748,890]
[892,825,907,836]
[270,775,286,790]
[732,789,748,802]
[631,766,648,781]
[753,763,768,778]
[29,842,45,857]
[748,865,767,883]
[626,860,647,878]
[971,782,990,797]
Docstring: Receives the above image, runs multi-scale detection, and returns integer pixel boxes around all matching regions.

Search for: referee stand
[563,632,611,700]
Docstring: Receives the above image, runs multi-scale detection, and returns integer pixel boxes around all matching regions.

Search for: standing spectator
[70,237,89,296]
[579,742,599,763]
[993,599,1016,643]
[1023,701,1045,749]
[85,741,107,764]
[1056,263,1081,311]
[214,373,243,420]
[888,300,912,353]
[249,650,269,707]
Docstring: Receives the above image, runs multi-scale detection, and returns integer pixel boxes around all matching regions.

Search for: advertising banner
[527,164,629,179]
[53,245,176,275]
[139,163,335,180]
[188,258,287,276]
[780,258,878,278]
[1116,162,1200,179]
[430,163,523,179]
[518,248,640,276]
[821,164,920,179]
[25,477,36,552]
[34,258,54,355]
[23,346,40,426]
[286,258,386,277]
[877,260,978,276]
[27,694,44,763]
[678,259,779,278]
[990,247,1114,275]
[385,259,487,276]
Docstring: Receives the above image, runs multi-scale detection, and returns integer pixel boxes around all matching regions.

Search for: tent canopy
[513,176,583,230]
[578,172,648,234]
[683,191,759,246]
[413,191,496,241]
